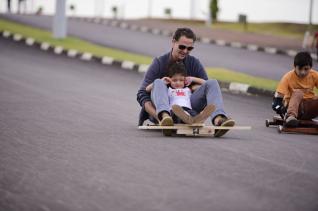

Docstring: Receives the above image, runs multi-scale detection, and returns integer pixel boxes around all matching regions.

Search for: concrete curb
[0,30,274,97]
[69,16,318,61]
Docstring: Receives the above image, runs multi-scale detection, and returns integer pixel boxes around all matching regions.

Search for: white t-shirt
[168,87,192,109]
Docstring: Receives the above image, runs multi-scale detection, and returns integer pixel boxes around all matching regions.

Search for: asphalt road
[2,14,317,80]
[1,37,318,211]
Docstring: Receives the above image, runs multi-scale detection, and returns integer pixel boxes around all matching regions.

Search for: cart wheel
[265,119,270,127]
[162,129,173,136]
[277,125,283,133]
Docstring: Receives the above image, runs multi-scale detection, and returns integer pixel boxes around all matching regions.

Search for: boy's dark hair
[294,51,312,68]
[173,28,196,42]
[167,62,187,78]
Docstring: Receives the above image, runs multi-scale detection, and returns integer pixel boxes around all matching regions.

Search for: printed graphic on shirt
[168,87,192,109]
[176,89,186,96]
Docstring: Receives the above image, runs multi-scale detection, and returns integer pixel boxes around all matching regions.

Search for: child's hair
[294,51,312,68]
[167,62,187,78]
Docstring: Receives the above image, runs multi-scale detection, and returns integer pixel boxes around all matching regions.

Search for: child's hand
[185,77,193,86]
[162,77,171,85]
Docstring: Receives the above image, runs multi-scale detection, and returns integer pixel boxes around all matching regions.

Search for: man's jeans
[151,79,227,122]
[287,89,318,120]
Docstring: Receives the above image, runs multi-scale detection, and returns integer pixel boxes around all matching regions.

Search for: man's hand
[161,77,171,85]
[272,97,286,117]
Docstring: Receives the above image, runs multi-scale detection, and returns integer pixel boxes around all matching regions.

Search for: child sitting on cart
[146,62,215,124]
[272,52,318,127]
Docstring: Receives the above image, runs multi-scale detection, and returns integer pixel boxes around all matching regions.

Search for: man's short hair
[294,51,312,68]
[167,62,187,78]
[173,28,196,42]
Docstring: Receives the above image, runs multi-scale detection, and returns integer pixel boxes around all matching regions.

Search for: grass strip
[206,67,278,91]
[3,17,317,94]
[207,68,318,94]
[162,19,318,39]
[0,18,152,64]
[210,22,318,39]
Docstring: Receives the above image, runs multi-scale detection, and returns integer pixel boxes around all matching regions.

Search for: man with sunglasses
[137,28,235,137]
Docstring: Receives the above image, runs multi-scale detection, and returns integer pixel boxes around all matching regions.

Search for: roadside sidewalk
[0,30,274,97]
[0,15,313,97]
[72,17,317,60]
[125,19,303,51]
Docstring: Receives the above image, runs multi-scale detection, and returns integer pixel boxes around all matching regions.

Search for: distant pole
[309,0,313,29]
[30,0,34,14]
[302,0,314,49]
[53,0,67,39]
[148,0,152,18]
[205,0,212,26]
[95,0,104,18]
[94,0,98,17]
[101,0,105,17]
[121,2,126,19]
[7,0,12,13]
[190,0,195,19]
[206,10,212,26]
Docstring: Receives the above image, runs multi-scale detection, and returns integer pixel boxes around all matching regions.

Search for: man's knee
[153,79,165,89]
[153,78,163,84]
[206,79,218,86]
[204,79,220,89]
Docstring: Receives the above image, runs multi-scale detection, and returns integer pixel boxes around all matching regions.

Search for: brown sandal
[171,105,193,124]
[214,118,235,137]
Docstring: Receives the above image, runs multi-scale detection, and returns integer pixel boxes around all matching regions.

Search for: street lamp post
[53,0,67,39]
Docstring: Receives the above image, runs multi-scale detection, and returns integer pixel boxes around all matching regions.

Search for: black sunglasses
[178,45,194,51]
